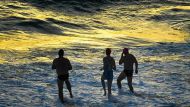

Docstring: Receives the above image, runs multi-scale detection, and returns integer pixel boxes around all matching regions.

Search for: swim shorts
[58,74,69,81]
[103,70,113,80]
[124,69,133,77]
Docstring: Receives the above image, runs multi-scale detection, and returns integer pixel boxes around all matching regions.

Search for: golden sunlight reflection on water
[0,1,189,64]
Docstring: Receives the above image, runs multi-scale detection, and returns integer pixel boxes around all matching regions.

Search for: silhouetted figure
[52,49,73,102]
[117,48,138,93]
[101,48,116,97]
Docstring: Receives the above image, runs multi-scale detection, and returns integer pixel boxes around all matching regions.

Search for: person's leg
[107,79,113,95]
[57,79,64,102]
[65,79,73,98]
[117,71,126,89]
[127,76,134,93]
[101,75,106,96]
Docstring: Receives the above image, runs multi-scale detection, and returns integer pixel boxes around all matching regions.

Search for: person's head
[58,49,64,57]
[106,48,111,56]
[123,48,129,55]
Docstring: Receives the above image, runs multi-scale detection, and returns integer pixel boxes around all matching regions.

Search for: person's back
[103,56,115,71]
[121,54,136,71]
[52,57,72,76]
[52,49,73,102]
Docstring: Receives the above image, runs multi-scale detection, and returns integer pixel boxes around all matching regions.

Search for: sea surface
[0,0,190,106]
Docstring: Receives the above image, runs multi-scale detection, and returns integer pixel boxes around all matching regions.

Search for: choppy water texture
[0,0,190,106]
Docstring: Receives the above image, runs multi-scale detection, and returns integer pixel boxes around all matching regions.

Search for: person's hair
[123,48,129,55]
[106,48,111,56]
[58,49,64,57]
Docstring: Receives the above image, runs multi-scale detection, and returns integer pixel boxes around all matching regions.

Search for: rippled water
[0,0,190,106]
[1,44,190,106]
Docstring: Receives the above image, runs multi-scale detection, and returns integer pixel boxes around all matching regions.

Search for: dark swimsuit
[58,74,69,81]
[103,69,113,80]
[124,69,133,77]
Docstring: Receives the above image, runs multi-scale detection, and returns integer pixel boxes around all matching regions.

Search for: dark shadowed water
[0,0,190,106]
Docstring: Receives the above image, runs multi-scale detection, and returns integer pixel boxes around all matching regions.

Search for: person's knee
[127,82,130,86]
[58,89,63,93]
[117,78,121,83]
[108,81,112,87]
[58,84,63,90]
[128,82,132,87]
[101,76,104,81]
[65,80,71,87]
[65,80,70,84]
[101,78,104,81]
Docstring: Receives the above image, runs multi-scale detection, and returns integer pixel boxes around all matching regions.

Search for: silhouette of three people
[52,48,138,102]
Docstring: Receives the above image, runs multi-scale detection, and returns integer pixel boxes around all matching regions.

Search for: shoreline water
[0,0,190,106]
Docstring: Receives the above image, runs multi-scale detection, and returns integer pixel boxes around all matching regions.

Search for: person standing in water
[101,48,116,97]
[52,49,73,102]
[117,48,138,93]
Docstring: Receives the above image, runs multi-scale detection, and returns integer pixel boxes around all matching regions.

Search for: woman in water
[101,48,116,97]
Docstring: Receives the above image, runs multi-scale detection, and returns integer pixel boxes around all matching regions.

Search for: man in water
[101,48,116,97]
[117,48,138,93]
[52,49,73,102]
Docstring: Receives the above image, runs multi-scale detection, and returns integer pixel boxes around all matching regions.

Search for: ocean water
[0,0,190,106]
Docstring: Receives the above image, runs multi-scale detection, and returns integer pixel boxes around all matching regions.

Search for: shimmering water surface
[0,0,190,106]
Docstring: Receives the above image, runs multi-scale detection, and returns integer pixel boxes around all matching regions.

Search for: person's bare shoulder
[129,54,136,61]
[53,58,58,62]
[103,56,106,60]
[63,57,70,62]
[129,54,135,57]
[110,56,114,60]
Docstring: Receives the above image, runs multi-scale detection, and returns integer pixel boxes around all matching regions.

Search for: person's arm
[100,58,105,71]
[67,59,72,70]
[52,59,56,70]
[112,58,116,70]
[134,56,138,74]
[119,52,124,65]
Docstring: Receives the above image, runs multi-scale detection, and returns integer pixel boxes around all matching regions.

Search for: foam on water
[0,0,190,106]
